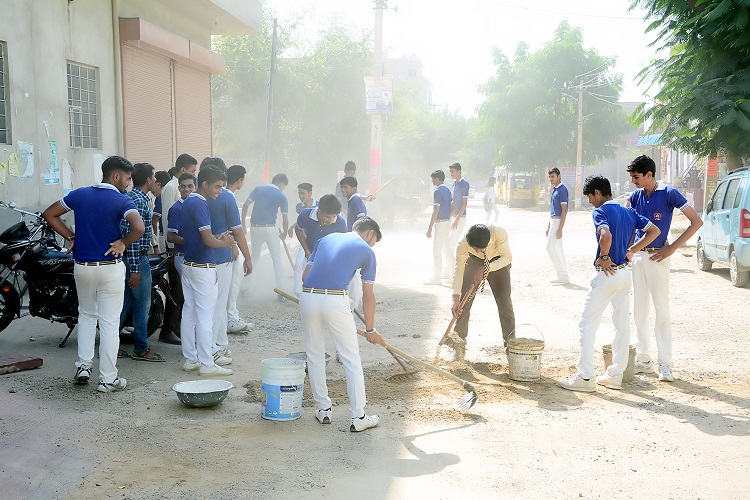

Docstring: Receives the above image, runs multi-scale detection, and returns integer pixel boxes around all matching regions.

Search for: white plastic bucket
[261,357,306,421]
[506,324,545,382]
[602,344,636,383]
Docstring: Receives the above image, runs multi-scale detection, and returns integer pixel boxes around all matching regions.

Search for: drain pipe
[111,0,124,154]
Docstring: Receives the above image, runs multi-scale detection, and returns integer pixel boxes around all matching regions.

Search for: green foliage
[476,22,630,175]
[632,0,750,161]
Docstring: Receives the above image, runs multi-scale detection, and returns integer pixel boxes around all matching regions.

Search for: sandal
[117,349,130,359]
[131,349,166,362]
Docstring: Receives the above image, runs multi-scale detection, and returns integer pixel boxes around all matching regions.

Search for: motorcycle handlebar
[0,201,43,219]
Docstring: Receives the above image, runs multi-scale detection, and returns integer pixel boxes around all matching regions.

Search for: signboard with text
[365,76,394,115]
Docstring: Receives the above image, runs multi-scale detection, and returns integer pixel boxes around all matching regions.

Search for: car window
[710,181,728,212]
[723,178,740,210]
[733,176,747,209]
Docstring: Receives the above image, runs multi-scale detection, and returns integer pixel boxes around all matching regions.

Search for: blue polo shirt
[297,207,347,251]
[304,232,377,290]
[629,182,689,249]
[166,199,185,254]
[207,188,242,264]
[296,199,318,215]
[154,195,163,233]
[60,183,138,263]
[346,193,367,231]
[550,183,569,217]
[592,200,653,266]
[452,178,470,217]
[433,184,452,220]
[180,192,215,265]
[247,184,288,225]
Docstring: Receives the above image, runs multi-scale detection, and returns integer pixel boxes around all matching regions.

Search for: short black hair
[548,167,561,176]
[178,173,196,185]
[431,169,445,182]
[272,173,288,186]
[466,224,491,249]
[132,162,155,187]
[353,216,382,242]
[583,175,612,197]
[175,153,197,172]
[226,165,246,185]
[102,156,134,179]
[626,155,656,176]
[449,162,462,172]
[297,182,313,192]
[318,194,342,214]
[197,166,226,187]
[201,157,227,173]
[344,160,356,172]
[340,176,357,189]
[155,170,171,187]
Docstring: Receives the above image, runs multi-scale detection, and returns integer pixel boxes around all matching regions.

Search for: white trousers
[449,216,467,255]
[293,247,307,296]
[348,271,362,311]
[211,262,233,353]
[74,262,125,383]
[632,252,672,366]
[576,269,632,378]
[227,252,244,323]
[181,265,218,367]
[546,219,569,280]
[250,226,284,290]
[432,220,453,279]
[300,292,367,418]
[485,205,499,222]
[174,255,184,277]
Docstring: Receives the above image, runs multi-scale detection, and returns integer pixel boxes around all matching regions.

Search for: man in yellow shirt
[449,223,516,360]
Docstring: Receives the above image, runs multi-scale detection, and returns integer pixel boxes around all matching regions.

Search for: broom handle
[438,283,477,343]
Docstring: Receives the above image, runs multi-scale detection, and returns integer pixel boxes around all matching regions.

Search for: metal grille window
[0,41,10,145]
[67,62,99,149]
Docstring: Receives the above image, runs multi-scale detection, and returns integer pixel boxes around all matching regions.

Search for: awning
[637,133,663,146]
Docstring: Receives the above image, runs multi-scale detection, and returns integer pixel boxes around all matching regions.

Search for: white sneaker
[182,360,201,372]
[227,319,252,333]
[316,408,332,424]
[350,414,379,432]
[550,278,569,285]
[97,377,127,393]
[423,277,443,285]
[634,359,657,374]
[596,372,623,390]
[199,364,233,376]
[558,373,596,393]
[658,364,674,382]
[214,355,233,366]
[74,365,92,384]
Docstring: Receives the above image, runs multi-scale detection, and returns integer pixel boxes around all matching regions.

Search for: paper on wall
[0,161,6,184]
[18,141,34,178]
[92,154,104,184]
[8,152,19,176]
[44,140,60,185]
[62,159,74,195]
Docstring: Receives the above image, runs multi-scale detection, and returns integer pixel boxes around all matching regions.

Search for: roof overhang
[158,0,263,35]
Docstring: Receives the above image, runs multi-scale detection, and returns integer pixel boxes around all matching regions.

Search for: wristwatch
[599,254,610,261]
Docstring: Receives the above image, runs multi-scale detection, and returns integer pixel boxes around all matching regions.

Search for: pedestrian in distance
[118,162,165,362]
[241,173,290,299]
[546,167,570,285]
[224,164,254,334]
[425,169,454,285]
[449,162,470,252]
[179,167,236,377]
[300,217,385,432]
[483,177,499,223]
[42,155,145,392]
[559,175,660,393]
[448,223,516,361]
[626,155,703,382]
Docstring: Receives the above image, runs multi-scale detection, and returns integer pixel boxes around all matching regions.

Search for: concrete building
[0,0,261,217]
[383,54,433,111]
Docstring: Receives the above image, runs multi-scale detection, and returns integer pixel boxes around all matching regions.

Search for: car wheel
[697,239,712,271]
[730,251,750,288]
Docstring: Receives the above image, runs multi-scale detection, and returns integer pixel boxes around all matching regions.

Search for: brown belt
[595,262,629,272]
[302,287,347,296]
[184,261,216,269]
[75,259,122,266]
[643,247,661,253]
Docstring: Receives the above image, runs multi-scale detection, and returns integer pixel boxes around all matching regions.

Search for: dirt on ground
[0,197,748,499]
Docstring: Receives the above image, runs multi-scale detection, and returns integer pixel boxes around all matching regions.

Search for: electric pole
[369,0,387,215]
[263,18,278,183]
[575,77,584,209]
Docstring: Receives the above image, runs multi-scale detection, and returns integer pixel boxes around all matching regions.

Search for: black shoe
[159,328,181,345]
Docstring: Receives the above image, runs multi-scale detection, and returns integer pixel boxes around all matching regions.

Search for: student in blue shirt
[241,173,289,298]
[449,162,470,250]
[626,155,703,382]
[293,194,347,296]
[43,156,145,393]
[151,170,170,253]
[179,167,235,377]
[287,182,318,238]
[300,217,385,432]
[559,175,660,393]
[167,173,196,277]
[225,165,253,334]
[425,169,454,284]
[340,176,367,231]
[546,167,570,284]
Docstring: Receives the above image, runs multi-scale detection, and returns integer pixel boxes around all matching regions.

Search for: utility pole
[263,18,278,183]
[369,0,387,215]
[575,77,584,209]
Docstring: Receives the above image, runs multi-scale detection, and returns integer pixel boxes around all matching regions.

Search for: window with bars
[67,62,99,149]
[0,41,10,145]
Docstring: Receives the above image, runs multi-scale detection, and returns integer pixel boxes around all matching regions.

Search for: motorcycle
[0,201,173,347]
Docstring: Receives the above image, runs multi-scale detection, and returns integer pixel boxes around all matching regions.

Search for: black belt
[75,259,122,266]
[139,249,149,256]
[251,223,276,228]
[184,261,216,269]
[302,287,347,296]
[595,262,629,272]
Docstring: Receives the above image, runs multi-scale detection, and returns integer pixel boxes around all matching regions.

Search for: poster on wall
[17,141,34,178]
[93,154,105,184]
[8,152,19,176]
[62,159,74,195]
[44,140,61,185]
[0,161,6,184]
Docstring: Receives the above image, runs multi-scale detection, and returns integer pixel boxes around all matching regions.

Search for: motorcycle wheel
[119,289,165,344]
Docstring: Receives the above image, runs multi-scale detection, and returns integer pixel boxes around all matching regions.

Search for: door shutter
[121,43,174,171]
[174,63,212,162]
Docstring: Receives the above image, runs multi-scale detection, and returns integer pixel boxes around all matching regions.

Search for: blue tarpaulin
[637,133,663,146]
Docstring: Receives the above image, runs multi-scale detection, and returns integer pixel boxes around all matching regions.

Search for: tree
[477,22,630,174]
[631,0,750,169]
